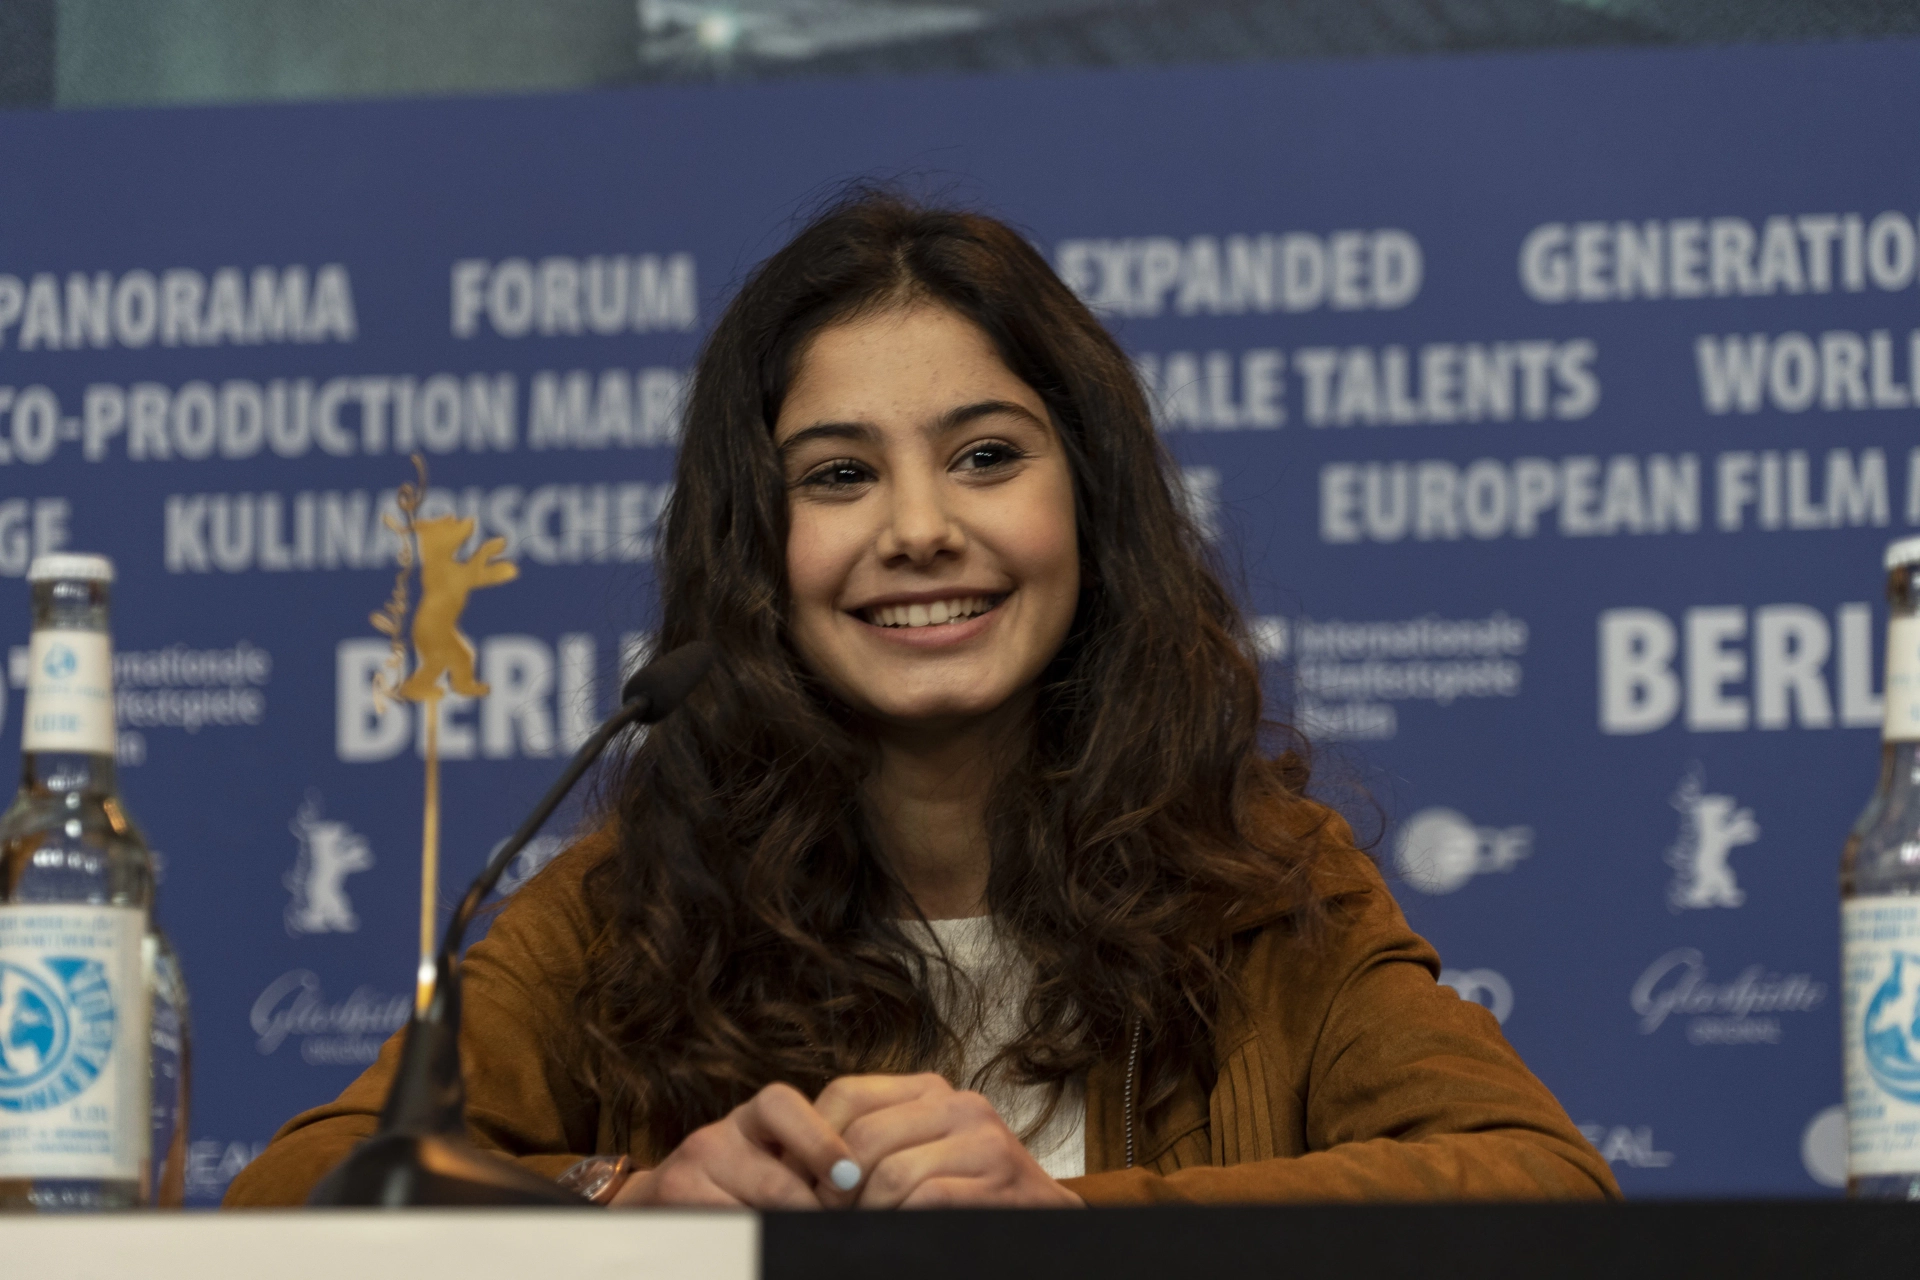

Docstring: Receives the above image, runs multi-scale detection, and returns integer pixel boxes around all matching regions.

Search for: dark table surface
[765,1201,1920,1280]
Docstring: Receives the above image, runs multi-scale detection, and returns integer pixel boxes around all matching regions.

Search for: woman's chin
[858,689,1029,735]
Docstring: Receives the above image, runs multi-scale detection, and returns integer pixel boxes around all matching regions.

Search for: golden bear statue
[397,514,518,702]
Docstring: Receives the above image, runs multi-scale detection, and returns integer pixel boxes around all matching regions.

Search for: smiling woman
[226,189,1618,1210]
[778,307,1080,739]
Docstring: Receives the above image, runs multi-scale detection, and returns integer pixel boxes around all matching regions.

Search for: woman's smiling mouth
[857,594,1006,629]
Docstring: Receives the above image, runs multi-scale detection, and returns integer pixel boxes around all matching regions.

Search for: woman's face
[775,303,1080,731]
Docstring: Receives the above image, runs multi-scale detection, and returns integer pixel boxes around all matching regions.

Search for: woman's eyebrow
[777,421,876,454]
[931,400,1046,435]
[778,401,1041,454]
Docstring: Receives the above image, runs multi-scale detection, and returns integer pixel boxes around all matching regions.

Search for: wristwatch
[556,1154,633,1205]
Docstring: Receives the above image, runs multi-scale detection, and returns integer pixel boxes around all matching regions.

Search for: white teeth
[867,596,996,628]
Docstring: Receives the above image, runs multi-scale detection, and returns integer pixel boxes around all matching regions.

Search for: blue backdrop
[3,36,1914,1202]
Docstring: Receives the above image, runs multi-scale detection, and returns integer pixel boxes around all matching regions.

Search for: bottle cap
[1889,539,1920,571]
[27,553,115,583]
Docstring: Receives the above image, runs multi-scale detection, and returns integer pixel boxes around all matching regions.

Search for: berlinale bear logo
[284,793,374,936]
[1666,766,1760,911]
[0,956,117,1112]
[1863,951,1920,1105]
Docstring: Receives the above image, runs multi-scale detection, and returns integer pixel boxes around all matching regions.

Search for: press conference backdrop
[1,35,1911,1203]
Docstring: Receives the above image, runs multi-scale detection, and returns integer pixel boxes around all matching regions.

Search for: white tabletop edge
[2,1209,761,1280]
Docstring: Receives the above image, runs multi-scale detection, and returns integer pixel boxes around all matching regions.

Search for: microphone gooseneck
[440,639,716,972]
[309,640,715,1207]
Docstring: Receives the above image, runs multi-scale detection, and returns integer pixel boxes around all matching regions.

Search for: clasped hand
[611,1073,1084,1209]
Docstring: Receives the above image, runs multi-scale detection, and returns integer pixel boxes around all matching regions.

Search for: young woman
[228,192,1617,1209]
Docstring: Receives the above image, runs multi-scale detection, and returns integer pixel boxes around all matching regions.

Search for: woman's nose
[877,472,965,565]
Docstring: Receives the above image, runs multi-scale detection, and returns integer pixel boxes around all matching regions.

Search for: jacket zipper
[1122,1018,1142,1169]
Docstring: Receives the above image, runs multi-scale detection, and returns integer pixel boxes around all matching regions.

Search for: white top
[905,916,1087,1180]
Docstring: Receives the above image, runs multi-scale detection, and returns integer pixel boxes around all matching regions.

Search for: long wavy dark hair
[579,189,1323,1154]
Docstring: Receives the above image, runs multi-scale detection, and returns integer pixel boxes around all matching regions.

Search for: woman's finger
[896,1174,1086,1209]
[733,1083,863,1203]
[711,1153,827,1211]
[707,1119,829,1210]
[857,1131,995,1210]
[898,1175,989,1209]
[840,1090,981,1172]
[612,1163,744,1208]
[632,1105,829,1210]
[814,1072,951,1133]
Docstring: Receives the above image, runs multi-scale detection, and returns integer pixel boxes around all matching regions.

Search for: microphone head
[620,640,716,724]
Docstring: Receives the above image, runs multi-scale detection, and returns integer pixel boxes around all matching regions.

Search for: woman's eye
[954,441,1025,472]
[799,460,872,489]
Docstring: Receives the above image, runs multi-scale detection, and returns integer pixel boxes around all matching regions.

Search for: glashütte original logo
[1861,951,1920,1103]
[1631,948,1824,1044]
[250,970,409,1066]
[0,956,117,1111]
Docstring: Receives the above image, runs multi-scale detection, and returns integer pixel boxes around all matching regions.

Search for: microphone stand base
[308,1132,589,1208]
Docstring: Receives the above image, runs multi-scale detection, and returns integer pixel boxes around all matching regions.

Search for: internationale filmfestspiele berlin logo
[368,456,518,1015]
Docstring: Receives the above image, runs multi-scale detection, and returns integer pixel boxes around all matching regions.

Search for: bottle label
[1844,896,1920,1176]
[22,630,115,754]
[1885,618,1920,742]
[0,906,148,1181]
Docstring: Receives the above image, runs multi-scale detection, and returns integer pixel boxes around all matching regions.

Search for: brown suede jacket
[225,816,1619,1206]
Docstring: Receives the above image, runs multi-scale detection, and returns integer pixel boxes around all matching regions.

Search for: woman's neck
[864,700,1026,920]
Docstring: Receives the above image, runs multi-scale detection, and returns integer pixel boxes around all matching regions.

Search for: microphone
[309,641,716,1207]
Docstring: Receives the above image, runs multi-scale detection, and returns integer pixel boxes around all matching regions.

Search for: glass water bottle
[1842,536,1920,1197]
[0,554,173,1210]
[145,926,190,1207]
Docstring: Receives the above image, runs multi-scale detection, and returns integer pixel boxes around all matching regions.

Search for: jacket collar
[1224,840,1380,935]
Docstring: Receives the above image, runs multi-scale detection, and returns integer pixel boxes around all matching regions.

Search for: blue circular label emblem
[0,957,116,1113]
[41,645,77,680]
[1863,950,1920,1105]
